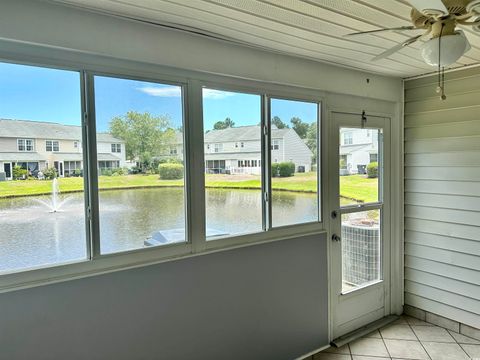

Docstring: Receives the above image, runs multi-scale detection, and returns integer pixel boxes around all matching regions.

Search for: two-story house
[168,125,313,175]
[339,128,379,175]
[0,119,126,180]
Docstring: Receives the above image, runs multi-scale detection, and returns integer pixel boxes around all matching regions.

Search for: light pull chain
[436,23,447,100]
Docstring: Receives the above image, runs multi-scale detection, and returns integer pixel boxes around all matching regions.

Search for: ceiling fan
[346,0,480,66]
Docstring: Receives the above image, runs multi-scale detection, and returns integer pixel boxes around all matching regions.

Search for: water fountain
[34,178,71,212]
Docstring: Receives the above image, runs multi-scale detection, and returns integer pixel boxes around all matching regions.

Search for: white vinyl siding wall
[404,67,480,329]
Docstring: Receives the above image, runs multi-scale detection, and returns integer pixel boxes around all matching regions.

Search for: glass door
[330,112,391,339]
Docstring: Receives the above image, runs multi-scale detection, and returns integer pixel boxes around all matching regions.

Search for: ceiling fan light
[420,32,469,66]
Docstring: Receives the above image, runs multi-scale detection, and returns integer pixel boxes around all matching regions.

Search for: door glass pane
[339,128,381,206]
[202,88,263,239]
[342,209,381,292]
[0,62,86,273]
[93,76,185,254]
[270,98,319,227]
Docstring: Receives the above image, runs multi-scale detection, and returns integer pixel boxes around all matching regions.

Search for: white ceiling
[51,0,480,78]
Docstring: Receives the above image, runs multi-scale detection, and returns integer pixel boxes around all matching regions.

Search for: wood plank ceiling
[51,0,480,78]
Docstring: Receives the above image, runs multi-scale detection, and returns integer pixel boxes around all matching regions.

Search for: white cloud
[202,89,235,100]
[137,86,181,97]
[137,86,235,100]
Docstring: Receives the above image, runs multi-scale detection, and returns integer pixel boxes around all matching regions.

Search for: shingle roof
[0,152,47,161]
[0,119,123,143]
[204,125,290,142]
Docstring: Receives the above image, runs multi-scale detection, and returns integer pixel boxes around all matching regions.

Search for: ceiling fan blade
[372,34,423,61]
[407,0,448,15]
[345,26,416,36]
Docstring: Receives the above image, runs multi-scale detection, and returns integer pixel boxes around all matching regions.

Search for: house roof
[0,152,47,161]
[204,125,289,142]
[0,119,123,143]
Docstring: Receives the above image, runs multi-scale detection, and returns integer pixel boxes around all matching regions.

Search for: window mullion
[82,71,101,259]
[186,79,206,253]
[262,95,272,231]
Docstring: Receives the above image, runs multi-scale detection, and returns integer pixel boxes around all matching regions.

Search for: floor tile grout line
[408,319,433,360]
[347,342,353,359]
[378,327,393,359]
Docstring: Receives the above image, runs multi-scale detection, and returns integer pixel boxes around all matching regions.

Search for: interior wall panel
[404,69,480,329]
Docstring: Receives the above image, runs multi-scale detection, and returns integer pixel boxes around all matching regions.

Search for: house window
[170,147,177,155]
[74,141,79,148]
[1,61,85,275]
[344,132,353,145]
[17,139,34,152]
[203,88,262,238]
[111,143,121,153]
[370,153,378,163]
[235,142,238,148]
[270,98,319,227]
[271,139,280,150]
[94,75,185,255]
[46,140,59,152]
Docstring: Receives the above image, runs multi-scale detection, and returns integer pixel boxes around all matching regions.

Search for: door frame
[4,162,12,180]
[326,108,402,340]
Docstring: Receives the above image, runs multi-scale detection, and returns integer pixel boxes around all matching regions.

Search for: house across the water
[0,118,126,180]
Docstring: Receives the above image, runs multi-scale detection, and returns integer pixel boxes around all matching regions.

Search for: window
[111,143,121,153]
[45,140,59,152]
[271,139,280,150]
[203,88,263,238]
[0,59,324,284]
[370,153,378,163]
[270,98,319,227]
[17,139,34,152]
[344,132,353,145]
[94,75,185,254]
[0,62,85,274]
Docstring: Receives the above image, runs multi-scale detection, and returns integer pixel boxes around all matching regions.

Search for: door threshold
[331,315,398,348]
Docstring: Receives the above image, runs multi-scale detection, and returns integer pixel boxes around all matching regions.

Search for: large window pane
[203,88,263,239]
[0,62,86,273]
[93,76,185,254]
[270,98,319,227]
[339,128,381,206]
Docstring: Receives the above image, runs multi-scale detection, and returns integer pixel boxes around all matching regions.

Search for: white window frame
[271,139,279,150]
[0,52,326,292]
[111,143,121,153]
[17,138,34,152]
[344,132,353,145]
[46,140,59,152]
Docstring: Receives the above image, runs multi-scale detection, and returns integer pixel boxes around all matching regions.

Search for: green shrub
[12,165,28,180]
[100,169,113,176]
[278,162,295,177]
[271,163,280,177]
[73,169,82,177]
[43,167,57,180]
[367,162,378,178]
[158,163,184,180]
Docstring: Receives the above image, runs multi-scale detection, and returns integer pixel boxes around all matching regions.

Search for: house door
[54,161,64,177]
[4,162,12,180]
[329,112,391,339]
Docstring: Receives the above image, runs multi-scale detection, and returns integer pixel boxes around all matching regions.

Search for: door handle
[332,234,341,242]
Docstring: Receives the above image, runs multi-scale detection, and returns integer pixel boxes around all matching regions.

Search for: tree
[109,111,175,171]
[290,117,309,139]
[213,117,235,130]
[306,122,317,164]
[271,116,289,129]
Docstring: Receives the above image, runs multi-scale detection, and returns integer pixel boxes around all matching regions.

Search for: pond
[0,188,318,274]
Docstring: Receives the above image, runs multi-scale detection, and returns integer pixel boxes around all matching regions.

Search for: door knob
[332,234,341,242]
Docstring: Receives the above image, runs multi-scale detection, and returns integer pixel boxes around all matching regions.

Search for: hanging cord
[436,23,447,100]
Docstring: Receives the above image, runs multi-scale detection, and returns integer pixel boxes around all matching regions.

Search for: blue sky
[0,62,318,132]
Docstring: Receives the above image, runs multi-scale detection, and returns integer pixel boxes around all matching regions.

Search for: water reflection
[0,188,318,273]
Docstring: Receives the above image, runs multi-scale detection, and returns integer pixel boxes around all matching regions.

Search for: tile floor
[311,315,480,360]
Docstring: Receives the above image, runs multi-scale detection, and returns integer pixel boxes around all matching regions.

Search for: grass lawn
[0,173,378,203]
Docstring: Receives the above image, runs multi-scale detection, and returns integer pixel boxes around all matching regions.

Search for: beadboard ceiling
[50,0,480,78]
